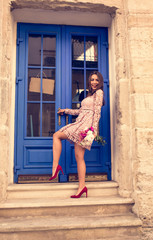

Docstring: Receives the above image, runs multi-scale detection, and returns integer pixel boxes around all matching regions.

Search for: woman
[49,71,104,198]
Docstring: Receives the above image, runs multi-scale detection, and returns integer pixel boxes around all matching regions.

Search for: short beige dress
[59,89,103,150]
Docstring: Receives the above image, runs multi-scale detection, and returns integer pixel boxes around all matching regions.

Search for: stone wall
[126,0,153,239]
[0,0,14,201]
[0,0,153,239]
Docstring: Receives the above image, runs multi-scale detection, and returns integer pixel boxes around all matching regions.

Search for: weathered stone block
[0,79,9,115]
[132,129,153,233]
[135,128,153,161]
[127,0,153,12]
[115,125,132,197]
[0,128,9,171]
[0,171,7,202]
[142,228,153,240]
[133,110,153,128]
[129,28,153,59]
[131,78,153,94]
[131,94,153,111]
[128,14,153,28]
[10,0,119,13]
[118,79,130,125]
[131,58,153,78]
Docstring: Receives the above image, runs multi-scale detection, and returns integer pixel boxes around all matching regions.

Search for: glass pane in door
[72,36,84,68]
[27,34,56,137]
[27,103,40,137]
[42,69,55,101]
[85,36,98,68]
[28,34,41,66]
[42,103,55,137]
[72,69,84,101]
[28,69,41,101]
[43,35,56,67]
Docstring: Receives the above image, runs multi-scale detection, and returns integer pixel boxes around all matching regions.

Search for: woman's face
[90,74,99,91]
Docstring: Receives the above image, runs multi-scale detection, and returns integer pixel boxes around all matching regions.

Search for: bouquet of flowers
[79,126,106,147]
[94,135,106,146]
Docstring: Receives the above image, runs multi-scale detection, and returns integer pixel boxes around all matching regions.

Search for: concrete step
[0,214,142,240]
[6,181,119,200]
[0,196,135,218]
[1,181,142,239]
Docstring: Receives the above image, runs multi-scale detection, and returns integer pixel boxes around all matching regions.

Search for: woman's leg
[74,143,86,194]
[52,131,68,176]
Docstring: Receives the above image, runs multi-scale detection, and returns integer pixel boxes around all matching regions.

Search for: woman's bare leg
[74,143,86,195]
[52,131,67,176]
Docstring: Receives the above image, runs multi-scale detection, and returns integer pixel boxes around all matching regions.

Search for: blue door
[14,23,111,183]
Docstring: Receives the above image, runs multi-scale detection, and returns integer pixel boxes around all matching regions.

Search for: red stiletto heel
[49,165,64,181]
[71,186,88,198]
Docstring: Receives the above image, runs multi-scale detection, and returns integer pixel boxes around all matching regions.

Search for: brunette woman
[49,71,104,198]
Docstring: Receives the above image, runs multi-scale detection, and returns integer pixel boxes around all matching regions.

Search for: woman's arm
[58,108,81,116]
[64,108,81,116]
[92,89,103,136]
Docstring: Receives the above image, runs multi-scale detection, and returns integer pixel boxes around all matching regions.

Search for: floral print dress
[59,89,103,150]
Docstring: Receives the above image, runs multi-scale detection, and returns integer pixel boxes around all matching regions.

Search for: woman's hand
[58,109,65,115]
[93,132,97,139]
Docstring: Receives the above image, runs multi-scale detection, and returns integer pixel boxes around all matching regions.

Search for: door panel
[14,24,111,182]
[64,26,111,179]
[14,24,61,181]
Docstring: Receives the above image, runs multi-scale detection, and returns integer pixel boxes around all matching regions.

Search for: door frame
[14,23,111,182]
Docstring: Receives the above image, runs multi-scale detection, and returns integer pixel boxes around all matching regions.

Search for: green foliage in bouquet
[95,135,106,146]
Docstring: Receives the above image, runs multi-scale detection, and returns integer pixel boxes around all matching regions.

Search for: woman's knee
[75,144,85,161]
[75,154,84,163]
[53,131,60,140]
[53,131,67,141]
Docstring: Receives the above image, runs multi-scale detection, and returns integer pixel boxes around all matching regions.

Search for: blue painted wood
[15,23,62,180]
[14,24,111,182]
[64,26,111,180]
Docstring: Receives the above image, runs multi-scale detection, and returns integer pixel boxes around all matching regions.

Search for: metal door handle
[58,108,61,126]
[66,115,68,125]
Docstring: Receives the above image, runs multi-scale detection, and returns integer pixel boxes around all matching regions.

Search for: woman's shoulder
[96,89,103,93]
[95,89,103,96]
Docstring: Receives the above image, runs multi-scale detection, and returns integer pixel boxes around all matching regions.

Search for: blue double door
[14,23,111,182]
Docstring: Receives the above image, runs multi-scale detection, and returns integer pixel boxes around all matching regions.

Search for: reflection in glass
[86,70,94,91]
[86,36,98,68]
[72,70,84,101]
[72,103,81,110]
[27,103,40,137]
[28,69,41,101]
[42,69,55,101]
[72,103,81,123]
[42,104,55,137]
[28,34,41,66]
[43,35,56,67]
[72,36,84,68]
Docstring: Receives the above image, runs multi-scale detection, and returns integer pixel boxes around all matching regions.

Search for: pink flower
[79,131,87,141]
[79,127,95,146]
[90,126,94,132]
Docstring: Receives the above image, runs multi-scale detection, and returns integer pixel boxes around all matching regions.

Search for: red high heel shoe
[71,186,88,198]
[49,165,64,181]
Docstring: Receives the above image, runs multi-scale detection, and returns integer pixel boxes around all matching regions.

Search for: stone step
[0,214,142,240]
[6,181,119,200]
[0,196,134,218]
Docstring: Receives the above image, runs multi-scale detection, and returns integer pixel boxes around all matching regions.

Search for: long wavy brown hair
[87,71,105,105]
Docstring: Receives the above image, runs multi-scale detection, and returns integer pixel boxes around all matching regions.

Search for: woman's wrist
[94,131,97,137]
